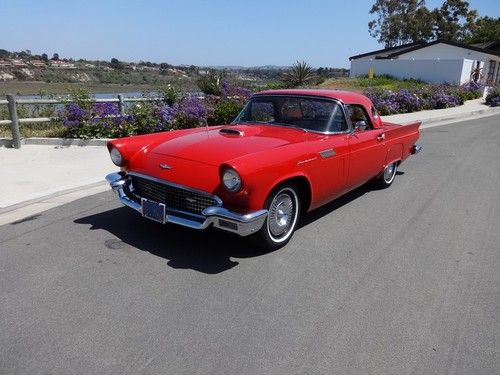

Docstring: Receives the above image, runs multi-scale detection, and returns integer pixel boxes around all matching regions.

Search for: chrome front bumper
[105,172,267,237]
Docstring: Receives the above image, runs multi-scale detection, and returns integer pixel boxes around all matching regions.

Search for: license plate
[141,198,166,224]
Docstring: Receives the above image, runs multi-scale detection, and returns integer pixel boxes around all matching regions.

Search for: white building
[349,40,500,85]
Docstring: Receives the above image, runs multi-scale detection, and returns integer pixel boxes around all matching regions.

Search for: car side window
[346,105,372,131]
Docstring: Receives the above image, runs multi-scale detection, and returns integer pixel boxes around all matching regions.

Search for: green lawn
[318,75,427,92]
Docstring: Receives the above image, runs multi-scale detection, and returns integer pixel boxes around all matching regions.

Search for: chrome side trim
[105,172,267,237]
[297,157,318,165]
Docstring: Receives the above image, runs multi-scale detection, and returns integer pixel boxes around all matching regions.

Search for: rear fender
[384,143,403,167]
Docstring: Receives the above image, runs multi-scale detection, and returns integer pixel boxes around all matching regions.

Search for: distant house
[11,59,27,67]
[0,60,12,68]
[30,60,47,67]
[349,39,500,85]
[49,60,76,69]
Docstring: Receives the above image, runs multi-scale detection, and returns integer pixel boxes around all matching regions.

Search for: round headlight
[110,147,123,166]
[222,168,241,192]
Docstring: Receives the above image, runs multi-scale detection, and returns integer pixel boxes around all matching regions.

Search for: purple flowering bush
[221,80,253,101]
[206,80,252,125]
[171,96,212,129]
[364,82,483,115]
[59,102,134,138]
[57,78,257,137]
[490,97,500,107]
[485,86,500,107]
[111,96,213,135]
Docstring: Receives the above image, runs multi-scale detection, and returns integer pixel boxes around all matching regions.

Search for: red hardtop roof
[255,89,372,105]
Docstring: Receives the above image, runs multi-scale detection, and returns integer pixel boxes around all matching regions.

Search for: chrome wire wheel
[267,187,299,243]
[383,162,397,184]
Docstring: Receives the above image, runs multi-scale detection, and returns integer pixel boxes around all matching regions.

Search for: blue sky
[0,0,498,68]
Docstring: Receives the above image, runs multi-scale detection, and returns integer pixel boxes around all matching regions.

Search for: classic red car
[106,89,421,249]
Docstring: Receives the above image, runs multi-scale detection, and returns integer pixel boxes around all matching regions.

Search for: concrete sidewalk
[0,146,114,225]
[1,99,499,225]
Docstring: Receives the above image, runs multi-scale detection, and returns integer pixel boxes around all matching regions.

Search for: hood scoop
[219,128,244,137]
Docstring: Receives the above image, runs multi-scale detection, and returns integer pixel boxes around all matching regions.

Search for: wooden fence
[0,94,160,149]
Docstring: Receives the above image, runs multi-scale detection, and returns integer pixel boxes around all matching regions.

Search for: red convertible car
[106,89,421,249]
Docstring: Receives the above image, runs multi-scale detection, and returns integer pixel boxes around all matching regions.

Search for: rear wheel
[375,161,398,188]
[253,183,300,250]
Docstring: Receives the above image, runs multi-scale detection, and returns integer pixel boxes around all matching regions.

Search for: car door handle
[377,133,385,142]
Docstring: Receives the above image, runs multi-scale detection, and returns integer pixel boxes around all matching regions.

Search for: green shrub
[264,81,289,90]
[68,86,93,110]
[196,71,223,95]
[129,102,157,134]
[171,112,202,130]
[208,99,243,125]
[158,84,180,105]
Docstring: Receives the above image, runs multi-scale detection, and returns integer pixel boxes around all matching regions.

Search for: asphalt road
[1,115,499,375]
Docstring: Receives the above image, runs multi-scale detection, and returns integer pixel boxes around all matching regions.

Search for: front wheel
[375,161,398,189]
[253,183,301,250]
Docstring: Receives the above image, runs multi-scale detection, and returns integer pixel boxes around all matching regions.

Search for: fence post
[7,94,21,149]
[118,94,125,115]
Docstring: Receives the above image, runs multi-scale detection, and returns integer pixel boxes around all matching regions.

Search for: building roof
[349,39,500,60]
[471,41,500,51]
[349,41,425,61]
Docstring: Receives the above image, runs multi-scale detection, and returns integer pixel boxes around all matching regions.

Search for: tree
[368,0,433,47]
[406,7,435,43]
[368,0,482,46]
[52,53,59,61]
[282,61,315,88]
[432,0,477,41]
[465,16,500,43]
[41,53,48,62]
[110,57,124,70]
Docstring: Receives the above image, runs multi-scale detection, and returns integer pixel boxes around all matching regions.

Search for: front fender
[224,146,317,212]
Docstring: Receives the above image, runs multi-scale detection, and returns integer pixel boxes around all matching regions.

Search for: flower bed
[57,81,487,138]
[57,81,252,138]
[363,82,483,115]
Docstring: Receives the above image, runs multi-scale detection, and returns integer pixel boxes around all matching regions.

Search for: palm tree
[283,61,315,88]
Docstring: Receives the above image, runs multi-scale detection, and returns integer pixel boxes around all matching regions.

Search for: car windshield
[233,95,348,133]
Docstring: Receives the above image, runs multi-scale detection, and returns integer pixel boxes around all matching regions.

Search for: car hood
[149,124,306,166]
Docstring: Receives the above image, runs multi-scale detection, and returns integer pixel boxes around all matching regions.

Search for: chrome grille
[130,175,218,215]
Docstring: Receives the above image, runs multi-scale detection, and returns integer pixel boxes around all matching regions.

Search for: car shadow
[75,176,399,274]
[299,184,371,227]
[74,207,272,274]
